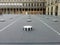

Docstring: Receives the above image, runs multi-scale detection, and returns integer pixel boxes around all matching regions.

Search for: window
[24,3,26,6]
[25,28,27,31]
[28,28,30,31]
[31,3,33,7]
[37,3,39,6]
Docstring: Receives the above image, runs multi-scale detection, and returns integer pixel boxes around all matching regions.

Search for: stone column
[53,5,55,16]
[46,7,48,15]
[58,4,60,16]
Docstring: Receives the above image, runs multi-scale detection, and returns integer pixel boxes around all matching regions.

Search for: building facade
[46,0,60,16]
[0,0,46,15]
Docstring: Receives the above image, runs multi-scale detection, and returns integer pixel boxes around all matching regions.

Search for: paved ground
[0,14,60,45]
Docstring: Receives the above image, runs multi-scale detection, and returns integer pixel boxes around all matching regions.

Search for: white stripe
[0,20,16,32]
[39,19,60,35]
[0,16,23,32]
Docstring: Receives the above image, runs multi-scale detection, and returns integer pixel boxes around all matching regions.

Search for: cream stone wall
[46,0,60,16]
[0,0,46,14]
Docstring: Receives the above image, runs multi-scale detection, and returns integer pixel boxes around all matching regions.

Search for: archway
[51,7,53,15]
[48,8,49,15]
[0,9,2,15]
[55,6,58,16]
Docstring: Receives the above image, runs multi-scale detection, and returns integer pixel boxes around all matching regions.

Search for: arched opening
[7,8,10,14]
[48,8,49,15]
[43,8,46,14]
[51,7,53,15]
[55,6,58,16]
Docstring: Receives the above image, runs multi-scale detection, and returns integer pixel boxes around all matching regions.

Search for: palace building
[46,0,60,16]
[0,0,46,15]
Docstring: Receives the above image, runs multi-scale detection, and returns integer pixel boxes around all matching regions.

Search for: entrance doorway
[48,8,49,15]
[55,6,58,16]
[0,9,2,15]
[51,7,53,15]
